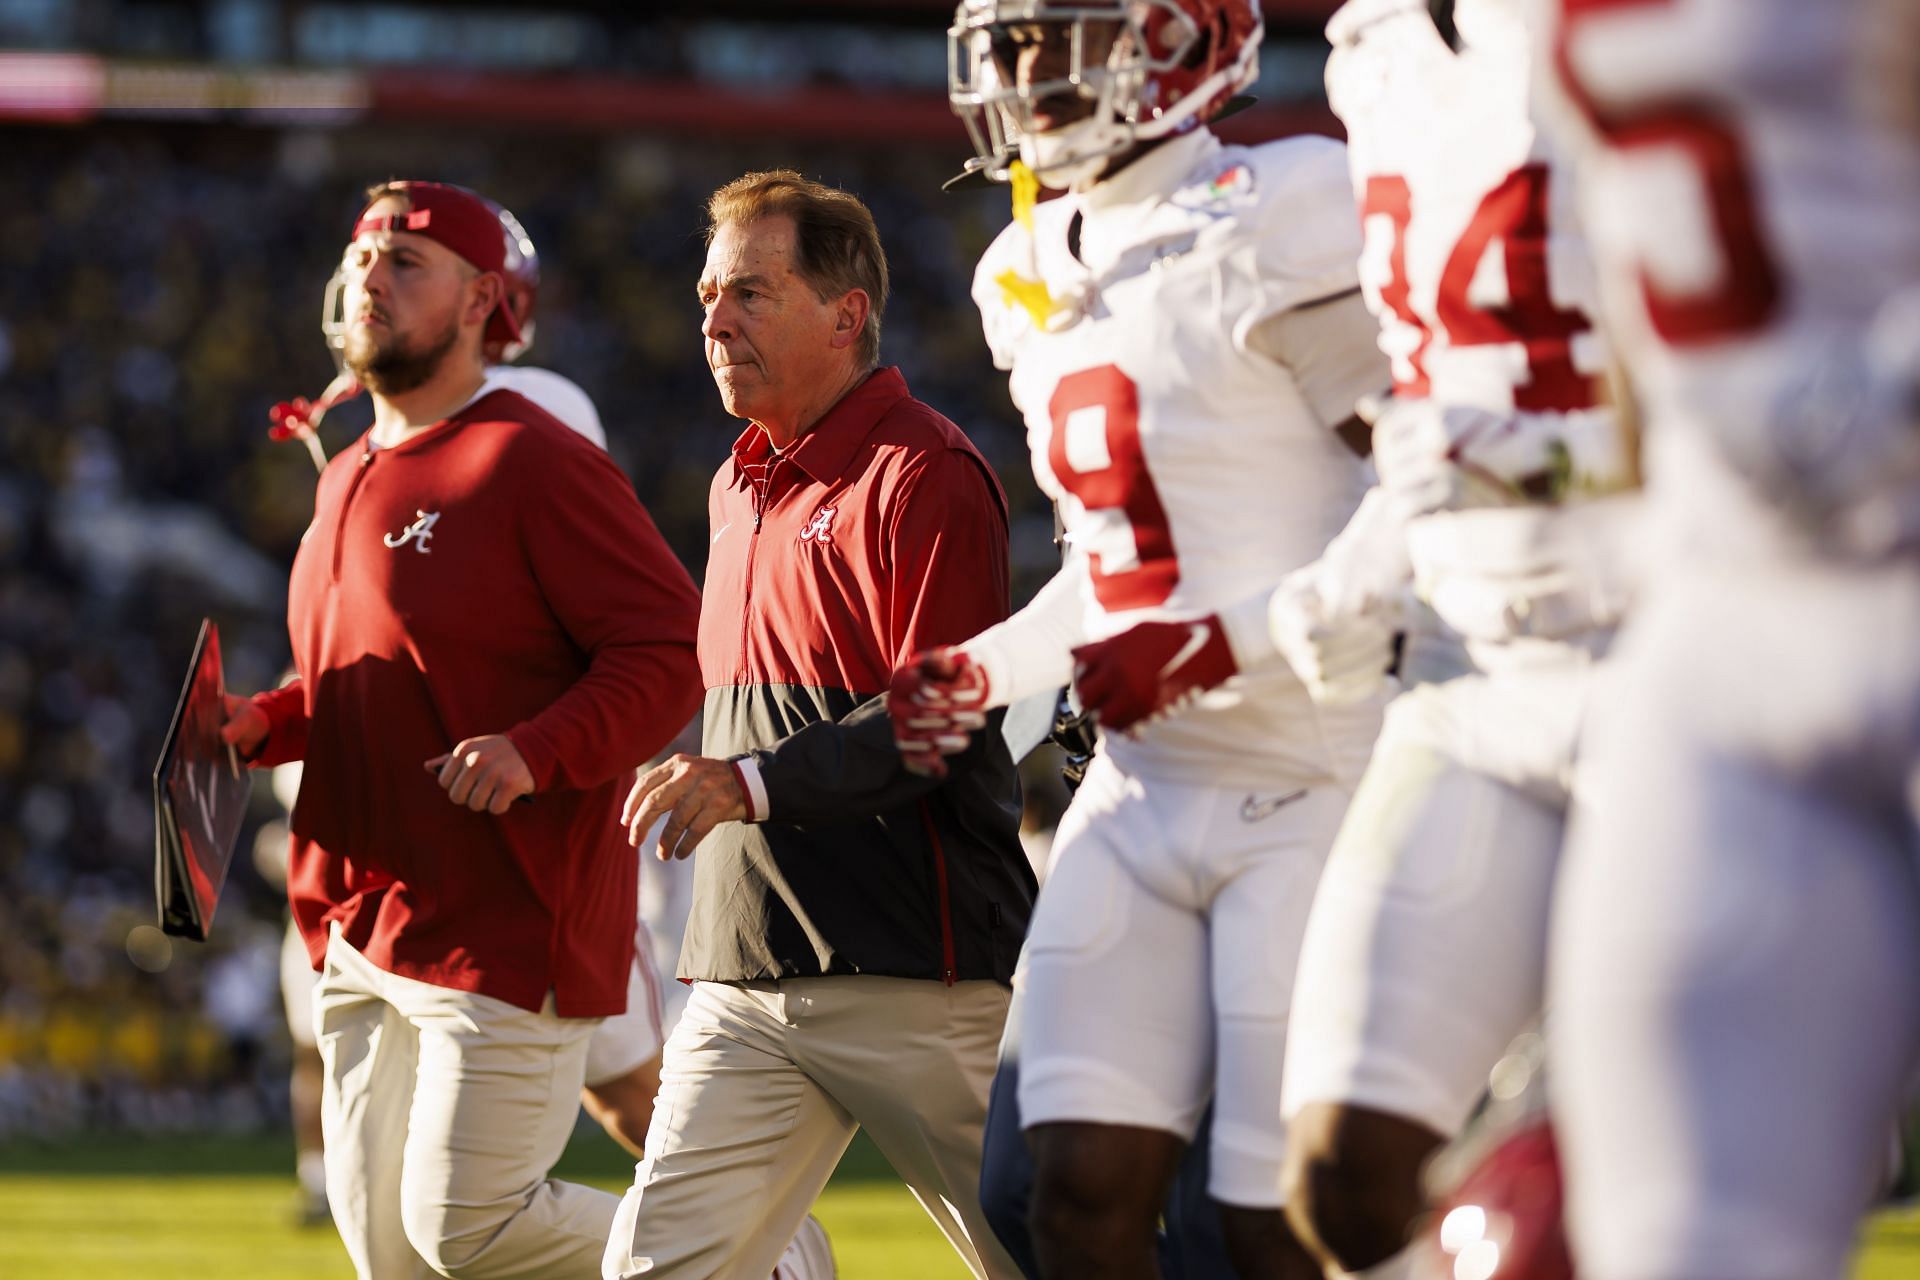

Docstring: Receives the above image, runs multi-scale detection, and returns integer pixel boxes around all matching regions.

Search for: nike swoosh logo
[1240,789,1308,823]
[1158,623,1212,681]
[711,522,733,545]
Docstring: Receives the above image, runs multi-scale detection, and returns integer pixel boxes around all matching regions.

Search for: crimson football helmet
[948,0,1263,185]
[1416,1031,1576,1280]
[321,186,539,367]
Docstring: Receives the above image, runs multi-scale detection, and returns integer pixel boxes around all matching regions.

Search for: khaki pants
[603,976,1018,1280]
[316,928,619,1279]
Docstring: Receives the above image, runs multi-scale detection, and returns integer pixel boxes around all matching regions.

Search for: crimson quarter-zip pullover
[254,389,703,1016]
[686,366,1033,985]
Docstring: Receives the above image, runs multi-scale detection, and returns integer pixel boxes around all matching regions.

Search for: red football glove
[887,647,992,779]
[1071,615,1237,733]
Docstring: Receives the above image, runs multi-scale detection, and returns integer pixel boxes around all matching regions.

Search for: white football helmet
[948,0,1263,187]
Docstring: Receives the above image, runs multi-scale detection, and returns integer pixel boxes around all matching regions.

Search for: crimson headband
[350,181,522,345]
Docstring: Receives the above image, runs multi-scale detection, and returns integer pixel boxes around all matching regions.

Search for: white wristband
[729,756,770,823]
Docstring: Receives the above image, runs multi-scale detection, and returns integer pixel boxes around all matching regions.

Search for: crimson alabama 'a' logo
[797,504,836,544]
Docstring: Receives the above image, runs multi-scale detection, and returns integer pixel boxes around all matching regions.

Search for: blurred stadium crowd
[0,118,1061,1142]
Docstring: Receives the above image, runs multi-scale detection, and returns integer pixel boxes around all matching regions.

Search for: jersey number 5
[1363,164,1597,411]
[1553,0,1782,343]
[1047,365,1179,611]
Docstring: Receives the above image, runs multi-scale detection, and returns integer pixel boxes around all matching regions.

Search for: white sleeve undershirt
[1244,287,1392,430]
[959,555,1089,710]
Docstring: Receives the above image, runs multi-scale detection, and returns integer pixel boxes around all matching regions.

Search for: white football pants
[1283,641,1600,1138]
[1551,556,1920,1280]
[1018,752,1353,1207]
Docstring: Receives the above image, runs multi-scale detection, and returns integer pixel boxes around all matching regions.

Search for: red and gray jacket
[684,367,1032,985]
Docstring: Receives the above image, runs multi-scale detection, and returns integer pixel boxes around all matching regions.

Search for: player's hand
[623,754,747,861]
[1268,570,1396,706]
[218,694,270,760]
[425,735,534,815]
[1370,397,1522,519]
[887,647,991,780]
[1071,615,1236,734]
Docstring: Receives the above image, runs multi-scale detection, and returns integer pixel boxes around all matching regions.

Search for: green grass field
[0,1128,1914,1278]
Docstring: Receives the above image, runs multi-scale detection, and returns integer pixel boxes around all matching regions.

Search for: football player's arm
[885,555,1088,773]
[738,448,1019,819]
[503,437,705,794]
[1243,286,1390,457]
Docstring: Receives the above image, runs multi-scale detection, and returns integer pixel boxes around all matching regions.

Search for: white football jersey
[1536,0,1920,547]
[1328,0,1608,416]
[1328,0,1634,651]
[973,127,1382,790]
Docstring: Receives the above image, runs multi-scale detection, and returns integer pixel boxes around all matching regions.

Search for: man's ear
[467,271,506,332]
[828,288,871,352]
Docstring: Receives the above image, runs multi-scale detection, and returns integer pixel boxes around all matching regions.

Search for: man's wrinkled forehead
[701,216,799,289]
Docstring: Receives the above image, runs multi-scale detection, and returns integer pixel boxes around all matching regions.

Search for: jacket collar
[728,366,909,489]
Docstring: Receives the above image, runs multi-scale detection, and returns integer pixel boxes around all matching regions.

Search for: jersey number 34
[1363,162,1598,412]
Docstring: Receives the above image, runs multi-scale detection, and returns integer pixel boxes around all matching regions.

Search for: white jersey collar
[1080,127,1219,214]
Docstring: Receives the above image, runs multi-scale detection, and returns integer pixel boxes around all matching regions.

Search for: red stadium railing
[0,53,1337,141]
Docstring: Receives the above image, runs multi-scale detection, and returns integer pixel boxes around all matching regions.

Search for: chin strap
[994,160,1071,331]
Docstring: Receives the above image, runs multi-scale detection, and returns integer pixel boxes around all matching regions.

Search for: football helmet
[321,184,539,367]
[1416,1030,1576,1280]
[948,0,1263,186]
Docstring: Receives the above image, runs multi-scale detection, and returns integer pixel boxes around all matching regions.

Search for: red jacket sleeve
[251,679,309,768]
[504,438,704,792]
[882,446,1012,666]
[750,441,1014,823]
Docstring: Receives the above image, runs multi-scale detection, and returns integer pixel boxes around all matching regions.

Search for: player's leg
[1207,786,1353,1280]
[1160,1103,1237,1280]
[581,1053,663,1161]
[1280,673,1574,1278]
[1018,758,1211,1278]
[581,928,670,1159]
[605,980,857,1280]
[982,995,1235,1280]
[1552,575,1920,1280]
[312,930,431,1280]
[1027,1121,1187,1280]
[390,973,615,1280]
[281,916,329,1226]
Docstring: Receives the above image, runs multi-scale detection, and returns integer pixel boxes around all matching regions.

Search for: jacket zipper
[739,456,782,674]
[916,801,958,986]
[332,447,376,584]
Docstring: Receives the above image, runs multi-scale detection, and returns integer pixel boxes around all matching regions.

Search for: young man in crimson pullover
[220,181,703,1280]
[606,172,1030,1280]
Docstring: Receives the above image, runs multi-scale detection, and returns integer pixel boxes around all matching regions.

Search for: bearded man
[220,180,703,1280]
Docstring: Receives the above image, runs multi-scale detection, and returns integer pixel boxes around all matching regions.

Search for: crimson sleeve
[751,445,1015,822]
[251,679,309,768]
[882,447,1012,663]
[504,438,703,792]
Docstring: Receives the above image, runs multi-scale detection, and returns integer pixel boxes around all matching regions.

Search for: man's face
[993,18,1124,132]
[338,195,475,395]
[698,216,845,426]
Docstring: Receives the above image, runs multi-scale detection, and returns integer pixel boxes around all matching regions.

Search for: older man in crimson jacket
[606,171,1032,1280]
[221,181,703,1280]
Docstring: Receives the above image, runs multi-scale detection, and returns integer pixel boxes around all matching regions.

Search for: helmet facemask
[950,1,1215,188]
